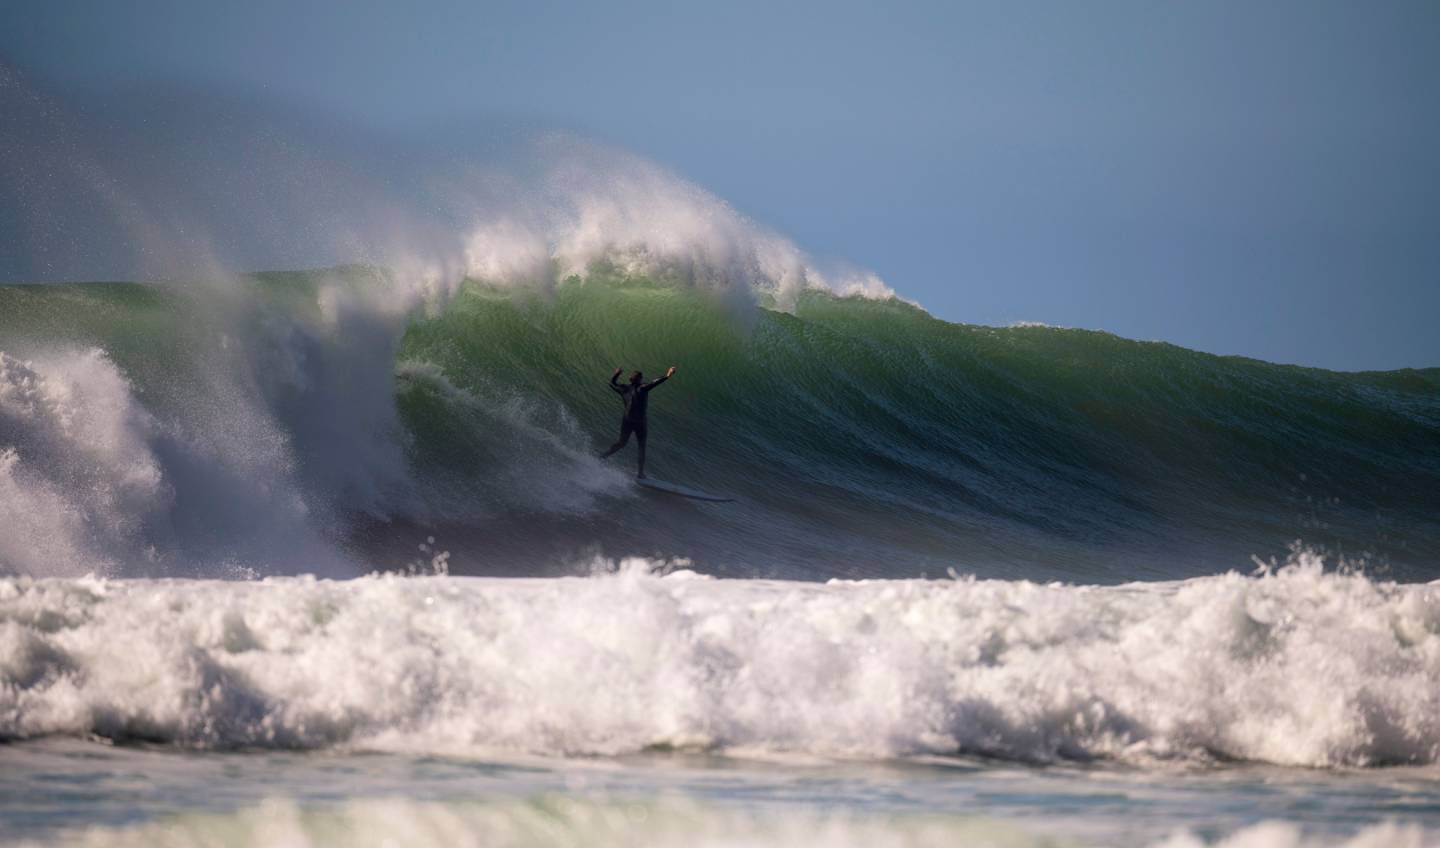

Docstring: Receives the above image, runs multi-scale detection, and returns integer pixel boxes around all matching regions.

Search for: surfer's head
[630,370,643,385]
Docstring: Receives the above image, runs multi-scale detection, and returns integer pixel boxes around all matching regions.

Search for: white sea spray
[2,557,1437,767]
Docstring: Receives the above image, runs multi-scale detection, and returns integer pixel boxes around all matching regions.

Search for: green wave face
[394,277,1440,580]
[2,274,1437,581]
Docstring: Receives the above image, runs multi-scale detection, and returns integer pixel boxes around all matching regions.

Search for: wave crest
[455,142,898,308]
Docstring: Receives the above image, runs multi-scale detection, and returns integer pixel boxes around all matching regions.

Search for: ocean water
[6,740,1440,847]
[2,273,1438,846]
[2,272,1440,846]
[4,564,1440,846]
[2,276,1436,583]
[3,75,1440,844]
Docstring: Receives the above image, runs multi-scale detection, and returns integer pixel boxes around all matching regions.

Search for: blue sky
[2,0,1437,370]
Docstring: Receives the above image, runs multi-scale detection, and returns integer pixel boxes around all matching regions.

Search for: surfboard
[635,477,735,502]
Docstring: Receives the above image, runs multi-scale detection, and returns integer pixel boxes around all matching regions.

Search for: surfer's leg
[635,423,648,478]
[601,421,633,458]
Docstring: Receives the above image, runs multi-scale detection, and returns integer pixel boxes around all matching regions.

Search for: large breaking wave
[1,272,1436,581]
[2,67,1437,582]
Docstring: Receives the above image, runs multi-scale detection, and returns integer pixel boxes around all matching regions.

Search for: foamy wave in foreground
[2,557,1439,766]
[20,796,1435,848]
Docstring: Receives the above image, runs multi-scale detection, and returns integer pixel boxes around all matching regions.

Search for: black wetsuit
[601,372,669,476]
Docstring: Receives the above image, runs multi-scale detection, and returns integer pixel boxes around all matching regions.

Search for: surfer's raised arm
[609,367,625,393]
[644,366,677,391]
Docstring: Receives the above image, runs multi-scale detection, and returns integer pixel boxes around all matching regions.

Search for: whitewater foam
[2,557,1437,767]
[0,349,166,577]
[0,337,360,579]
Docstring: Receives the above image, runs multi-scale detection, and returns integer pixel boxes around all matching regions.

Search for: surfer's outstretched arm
[643,366,677,391]
[609,367,625,394]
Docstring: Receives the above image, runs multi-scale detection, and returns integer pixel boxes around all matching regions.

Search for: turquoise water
[1,274,1436,582]
[6,740,1440,846]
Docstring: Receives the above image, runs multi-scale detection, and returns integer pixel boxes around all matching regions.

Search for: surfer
[600,365,677,478]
